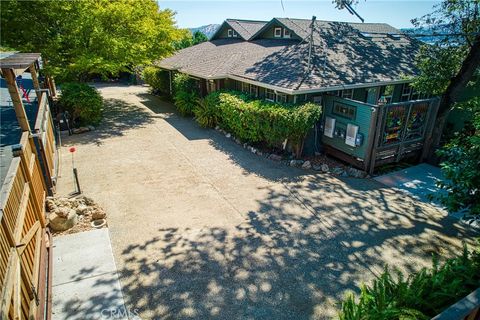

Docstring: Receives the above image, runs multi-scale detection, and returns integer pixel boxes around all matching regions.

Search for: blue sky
[159,0,441,29]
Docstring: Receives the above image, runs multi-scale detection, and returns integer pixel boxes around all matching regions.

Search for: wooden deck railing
[0,132,47,320]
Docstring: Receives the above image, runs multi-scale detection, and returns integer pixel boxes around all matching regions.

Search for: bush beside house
[58,82,103,126]
[176,90,321,157]
[173,73,199,116]
[339,243,480,320]
[142,66,170,97]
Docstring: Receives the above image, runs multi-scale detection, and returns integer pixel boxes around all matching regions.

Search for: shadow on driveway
[118,173,477,319]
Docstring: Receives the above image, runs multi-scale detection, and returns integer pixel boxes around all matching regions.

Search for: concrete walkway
[52,229,128,320]
[55,84,478,320]
[374,163,445,205]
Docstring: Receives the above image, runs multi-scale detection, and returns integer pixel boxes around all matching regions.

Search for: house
[157,18,440,172]
[0,52,57,319]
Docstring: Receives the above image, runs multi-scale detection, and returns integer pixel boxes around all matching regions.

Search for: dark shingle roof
[159,18,422,92]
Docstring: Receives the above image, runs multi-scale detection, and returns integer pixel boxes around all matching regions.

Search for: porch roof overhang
[160,66,414,95]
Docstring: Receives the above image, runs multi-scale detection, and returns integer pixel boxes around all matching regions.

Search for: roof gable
[211,19,267,41]
[251,18,302,40]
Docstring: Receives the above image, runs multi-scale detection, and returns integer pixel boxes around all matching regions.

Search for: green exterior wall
[321,95,374,160]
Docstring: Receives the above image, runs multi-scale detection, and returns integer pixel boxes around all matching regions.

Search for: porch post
[1,68,31,132]
[29,64,41,101]
[367,104,385,174]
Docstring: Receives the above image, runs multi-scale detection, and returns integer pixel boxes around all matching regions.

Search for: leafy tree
[173,30,209,50]
[0,0,183,82]
[435,97,480,215]
[411,0,480,156]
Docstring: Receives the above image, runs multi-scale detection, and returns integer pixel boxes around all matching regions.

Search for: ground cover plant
[339,242,480,320]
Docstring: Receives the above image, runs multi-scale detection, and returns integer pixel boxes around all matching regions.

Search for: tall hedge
[204,91,321,157]
[143,66,170,96]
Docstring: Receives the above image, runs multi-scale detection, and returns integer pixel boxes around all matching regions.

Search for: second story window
[283,29,291,38]
[274,27,282,38]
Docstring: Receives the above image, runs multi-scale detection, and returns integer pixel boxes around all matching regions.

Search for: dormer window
[283,28,291,38]
[274,27,282,38]
[227,29,237,37]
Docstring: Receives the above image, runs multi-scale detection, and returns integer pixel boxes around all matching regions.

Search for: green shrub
[173,73,199,116]
[210,91,321,157]
[142,66,170,96]
[339,242,480,320]
[58,82,103,126]
[194,94,220,128]
[435,97,480,216]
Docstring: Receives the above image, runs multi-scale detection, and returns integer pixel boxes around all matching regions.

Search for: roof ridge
[276,17,395,26]
[226,18,268,23]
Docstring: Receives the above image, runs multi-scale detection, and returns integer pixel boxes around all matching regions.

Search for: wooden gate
[368,98,440,172]
[0,132,48,319]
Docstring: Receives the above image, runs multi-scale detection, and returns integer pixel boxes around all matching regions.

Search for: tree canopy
[0,0,183,81]
[173,30,209,50]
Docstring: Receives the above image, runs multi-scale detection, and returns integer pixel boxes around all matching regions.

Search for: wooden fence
[0,132,48,319]
[33,91,57,195]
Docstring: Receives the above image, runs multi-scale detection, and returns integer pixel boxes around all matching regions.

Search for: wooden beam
[1,68,31,132]
[29,64,41,102]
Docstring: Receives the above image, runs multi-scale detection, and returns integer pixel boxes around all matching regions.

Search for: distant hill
[189,24,220,39]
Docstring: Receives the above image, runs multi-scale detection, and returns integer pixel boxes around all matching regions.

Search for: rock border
[215,126,368,179]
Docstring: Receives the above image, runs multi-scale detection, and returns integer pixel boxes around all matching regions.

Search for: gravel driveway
[56,84,477,320]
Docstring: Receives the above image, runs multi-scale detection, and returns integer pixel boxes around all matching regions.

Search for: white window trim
[274,27,282,38]
[232,30,238,37]
[227,29,233,37]
[265,89,275,102]
[276,93,287,104]
[283,28,291,38]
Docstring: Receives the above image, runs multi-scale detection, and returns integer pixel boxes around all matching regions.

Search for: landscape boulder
[301,161,312,170]
[49,207,77,231]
